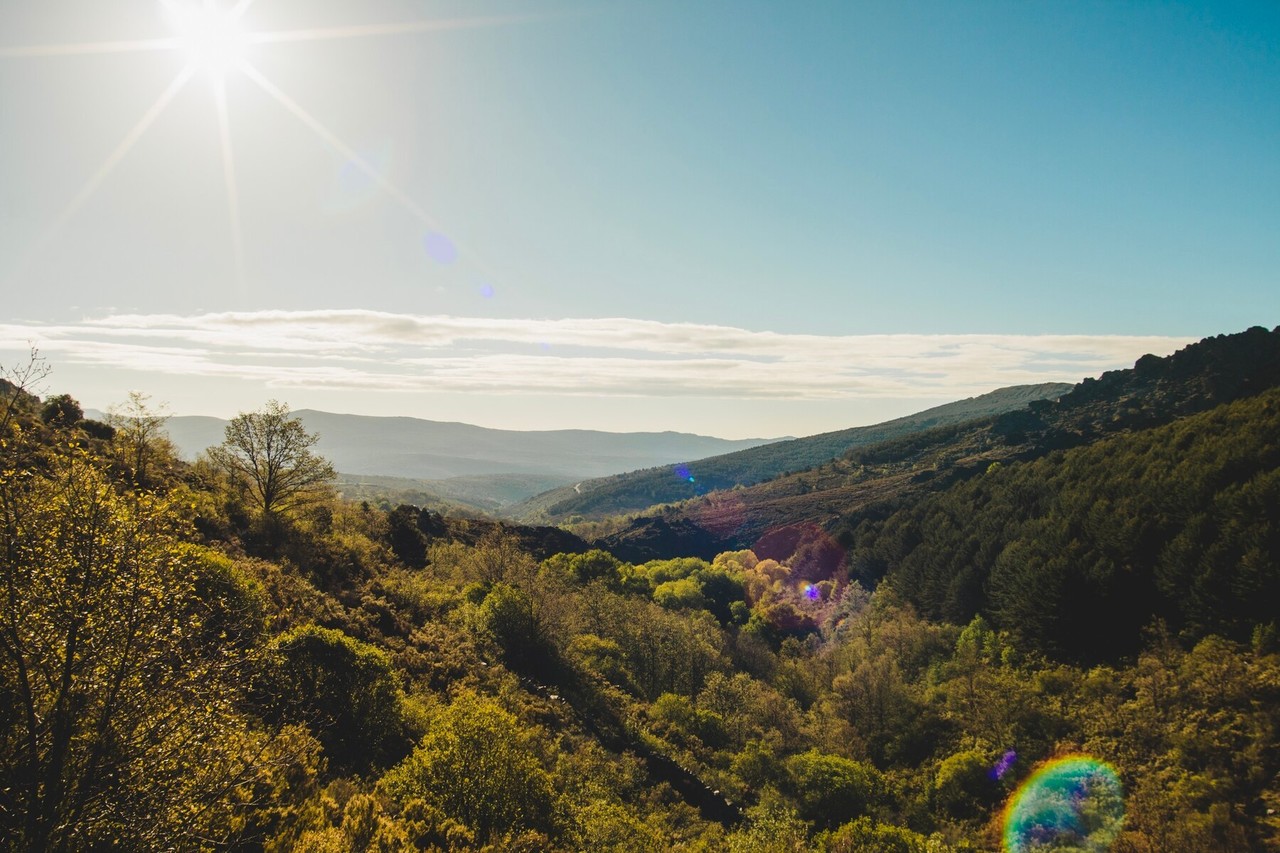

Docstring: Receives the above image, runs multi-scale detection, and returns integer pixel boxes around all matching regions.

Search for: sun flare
[162,0,249,79]
[0,1,532,293]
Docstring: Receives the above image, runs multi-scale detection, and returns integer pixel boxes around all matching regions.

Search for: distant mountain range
[508,383,1073,523]
[123,410,781,510]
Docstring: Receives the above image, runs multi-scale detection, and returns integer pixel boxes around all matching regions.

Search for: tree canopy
[4,344,1280,851]
[207,400,335,519]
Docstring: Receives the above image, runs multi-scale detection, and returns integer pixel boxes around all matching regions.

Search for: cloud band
[0,310,1193,400]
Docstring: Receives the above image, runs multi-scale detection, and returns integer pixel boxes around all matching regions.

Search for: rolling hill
[590,325,1280,564]
[508,382,1073,523]
[143,410,781,509]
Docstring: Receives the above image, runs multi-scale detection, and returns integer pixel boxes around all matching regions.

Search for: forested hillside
[843,387,1280,662]
[3,335,1279,851]
[334,471,574,518]
[593,326,1280,563]
[510,383,1071,524]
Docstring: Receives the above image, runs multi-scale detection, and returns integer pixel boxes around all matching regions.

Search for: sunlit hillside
[3,326,1278,850]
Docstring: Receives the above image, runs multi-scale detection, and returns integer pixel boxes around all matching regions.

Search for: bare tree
[106,391,174,486]
[206,400,335,518]
[0,347,50,440]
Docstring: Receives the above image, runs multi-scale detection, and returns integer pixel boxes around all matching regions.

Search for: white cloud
[0,310,1194,401]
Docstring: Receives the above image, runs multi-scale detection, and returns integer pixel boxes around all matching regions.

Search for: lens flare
[991,749,1017,780]
[422,231,458,264]
[325,143,393,213]
[1002,755,1124,852]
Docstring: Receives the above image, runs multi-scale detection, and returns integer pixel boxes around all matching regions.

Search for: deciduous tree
[381,691,557,842]
[0,452,279,849]
[106,390,174,487]
[207,400,335,519]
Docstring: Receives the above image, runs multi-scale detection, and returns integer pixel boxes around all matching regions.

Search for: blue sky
[0,1,1276,437]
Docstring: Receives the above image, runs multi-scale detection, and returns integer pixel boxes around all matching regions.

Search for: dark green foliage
[78,418,115,440]
[384,503,430,567]
[784,750,881,829]
[513,383,1070,523]
[593,327,1280,568]
[649,693,730,749]
[699,565,749,625]
[818,817,937,853]
[380,692,558,842]
[38,393,82,427]
[858,388,1280,661]
[259,624,411,773]
[544,548,626,587]
[186,546,267,649]
[476,582,555,670]
[932,750,1000,819]
[564,588,728,700]
[843,421,977,467]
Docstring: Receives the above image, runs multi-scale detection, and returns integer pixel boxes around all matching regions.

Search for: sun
[0,3,535,293]
[162,1,250,80]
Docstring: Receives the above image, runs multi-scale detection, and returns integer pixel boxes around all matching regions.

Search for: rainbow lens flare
[1002,755,1124,852]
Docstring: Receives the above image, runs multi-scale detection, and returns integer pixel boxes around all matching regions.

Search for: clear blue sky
[0,1,1275,436]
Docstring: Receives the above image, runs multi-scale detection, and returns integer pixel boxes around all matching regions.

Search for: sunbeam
[1,2,541,289]
[0,37,181,58]
[244,14,538,47]
[30,66,195,261]
[238,62,437,229]
[0,14,534,58]
[213,76,246,297]
[161,0,249,81]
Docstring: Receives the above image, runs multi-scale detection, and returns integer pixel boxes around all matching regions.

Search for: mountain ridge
[123,409,781,496]
[591,325,1280,564]
[509,382,1073,524]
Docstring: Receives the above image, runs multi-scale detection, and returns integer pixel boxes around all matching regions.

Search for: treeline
[838,387,1280,663]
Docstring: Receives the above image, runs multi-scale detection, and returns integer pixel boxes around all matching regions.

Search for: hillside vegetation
[3,329,1279,851]
[845,386,1280,662]
[510,383,1071,524]
[335,472,573,517]
[594,326,1280,563]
